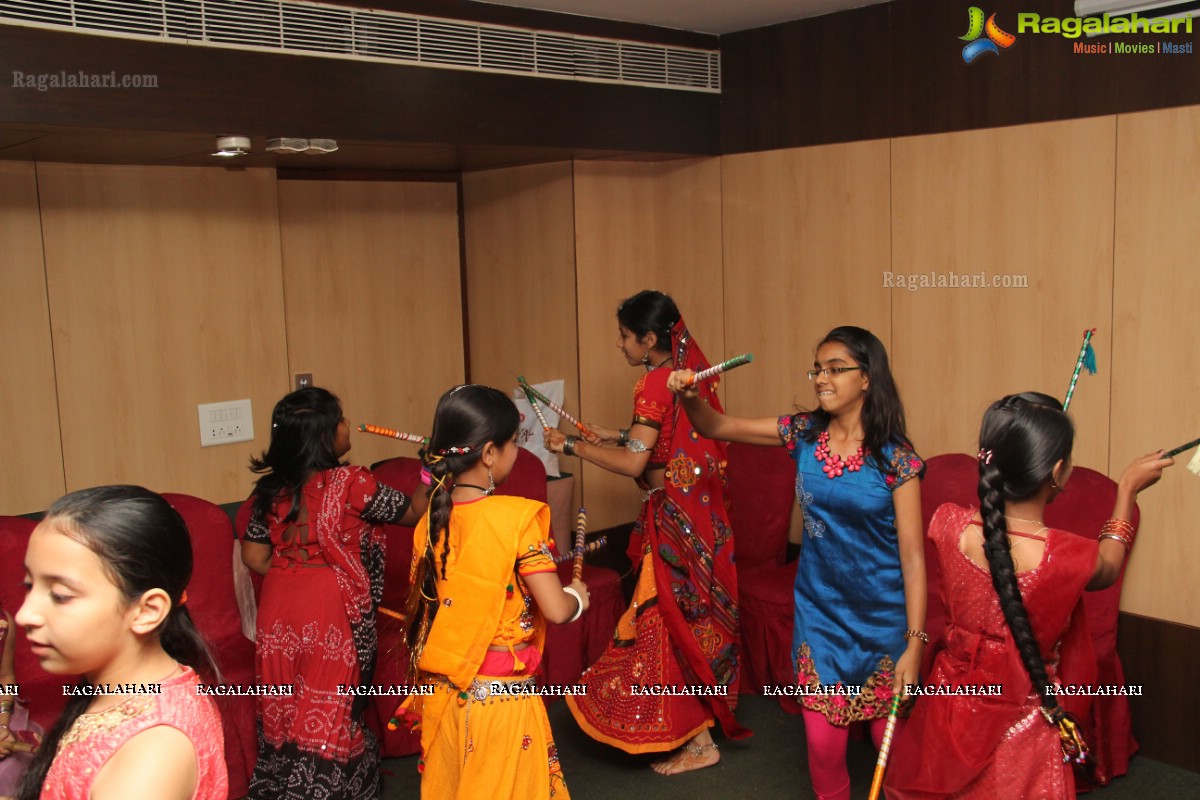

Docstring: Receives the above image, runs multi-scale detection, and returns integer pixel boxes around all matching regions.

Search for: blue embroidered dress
[778,413,923,724]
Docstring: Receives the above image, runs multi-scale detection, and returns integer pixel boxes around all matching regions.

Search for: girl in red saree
[885,392,1172,798]
[242,387,426,799]
[546,290,748,775]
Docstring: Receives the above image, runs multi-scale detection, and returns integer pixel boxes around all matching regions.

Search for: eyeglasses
[806,366,863,381]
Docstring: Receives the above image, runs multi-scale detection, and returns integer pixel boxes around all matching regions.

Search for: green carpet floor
[380,694,1200,799]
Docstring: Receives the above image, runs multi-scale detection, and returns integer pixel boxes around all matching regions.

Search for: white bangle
[562,586,585,623]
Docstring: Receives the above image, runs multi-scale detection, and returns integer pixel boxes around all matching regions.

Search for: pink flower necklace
[814,431,865,478]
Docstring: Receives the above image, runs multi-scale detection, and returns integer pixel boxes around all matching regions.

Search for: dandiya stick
[358,423,428,445]
[1163,435,1200,477]
[518,376,595,438]
[519,384,553,431]
[683,353,754,388]
[1164,436,1200,459]
[1062,329,1097,412]
[554,536,607,565]
[572,507,588,582]
[867,693,903,800]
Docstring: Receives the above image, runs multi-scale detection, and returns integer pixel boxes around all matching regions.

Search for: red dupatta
[647,319,750,740]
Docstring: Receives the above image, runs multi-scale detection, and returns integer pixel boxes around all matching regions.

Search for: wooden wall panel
[1111,107,1200,627]
[462,162,582,516]
[278,180,463,470]
[38,165,288,501]
[572,159,724,530]
[721,141,892,420]
[0,162,65,514]
[891,118,1116,466]
[463,163,577,398]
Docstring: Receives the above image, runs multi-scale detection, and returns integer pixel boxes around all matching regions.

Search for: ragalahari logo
[960,7,1017,63]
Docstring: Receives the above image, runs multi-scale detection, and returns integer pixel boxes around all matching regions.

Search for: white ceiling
[475,0,894,35]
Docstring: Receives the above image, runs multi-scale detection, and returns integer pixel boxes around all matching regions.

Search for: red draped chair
[725,442,803,711]
[917,454,1138,785]
[1045,466,1139,784]
[369,447,624,756]
[0,514,65,733]
[162,493,258,799]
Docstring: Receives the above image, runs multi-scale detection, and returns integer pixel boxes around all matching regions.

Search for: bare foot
[651,736,720,775]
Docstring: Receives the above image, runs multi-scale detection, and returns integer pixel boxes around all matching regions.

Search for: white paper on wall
[513,379,564,478]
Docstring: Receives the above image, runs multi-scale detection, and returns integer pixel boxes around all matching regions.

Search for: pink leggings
[802,709,901,800]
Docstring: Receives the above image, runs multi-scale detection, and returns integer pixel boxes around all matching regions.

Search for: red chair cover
[0,515,66,732]
[163,493,258,799]
[1045,466,1139,784]
[726,442,803,710]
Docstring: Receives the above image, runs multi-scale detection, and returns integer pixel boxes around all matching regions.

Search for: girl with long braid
[397,385,588,799]
[886,392,1172,799]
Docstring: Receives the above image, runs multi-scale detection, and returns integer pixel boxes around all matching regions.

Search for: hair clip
[977,448,994,465]
[435,445,474,456]
[272,423,278,428]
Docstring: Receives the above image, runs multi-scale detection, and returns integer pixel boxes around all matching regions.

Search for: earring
[641,350,651,366]
[486,467,495,496]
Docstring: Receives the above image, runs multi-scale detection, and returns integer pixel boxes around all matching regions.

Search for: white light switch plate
[198,399,254,447]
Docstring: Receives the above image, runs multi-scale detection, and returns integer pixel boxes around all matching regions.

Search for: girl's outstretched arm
[666,370,781,446]
[1088,451,1174,590]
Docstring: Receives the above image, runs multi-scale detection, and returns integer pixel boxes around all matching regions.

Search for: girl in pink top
[15,485,227,800]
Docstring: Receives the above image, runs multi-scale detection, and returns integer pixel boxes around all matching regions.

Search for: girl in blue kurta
[670,325,926,800]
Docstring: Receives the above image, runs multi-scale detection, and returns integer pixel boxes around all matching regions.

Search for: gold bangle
[1099,533,1133,551]
[905,629,929,644]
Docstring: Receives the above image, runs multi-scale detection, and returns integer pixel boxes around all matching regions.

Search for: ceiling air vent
[0,0,720,92]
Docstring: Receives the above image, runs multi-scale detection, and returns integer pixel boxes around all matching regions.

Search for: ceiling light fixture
[212,135,251,157]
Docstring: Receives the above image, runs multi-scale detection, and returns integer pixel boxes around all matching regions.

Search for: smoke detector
[212,135,251,157]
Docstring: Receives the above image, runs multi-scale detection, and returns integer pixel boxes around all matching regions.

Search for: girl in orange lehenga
[398,385,590,800]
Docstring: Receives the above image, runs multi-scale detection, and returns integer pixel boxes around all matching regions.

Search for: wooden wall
[37,165,289,505]
[0,166,462,514]
[277,179,463,469]
[721,140,892,417]
[1111,106,1200,626]
[0,163,64,512]
[891,117,1116,467]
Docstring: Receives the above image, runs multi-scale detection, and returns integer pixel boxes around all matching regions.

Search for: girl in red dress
[16,485,227,800]
[885,392,1172,798]
[242,387,427,799]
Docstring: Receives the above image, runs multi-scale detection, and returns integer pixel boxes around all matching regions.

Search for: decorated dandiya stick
[554,536,607,565]
[867,693,903,800]
[518,376,596,438]
[683,353,755,388]
[519,384,553,431]
[358,423,429,445]
[1061,329,1097,411]
[572,507,588,582]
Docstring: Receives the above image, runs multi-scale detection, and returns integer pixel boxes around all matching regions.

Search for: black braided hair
[976,392,1074,718]
[402,385,519,669]
[249,387,345,523]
